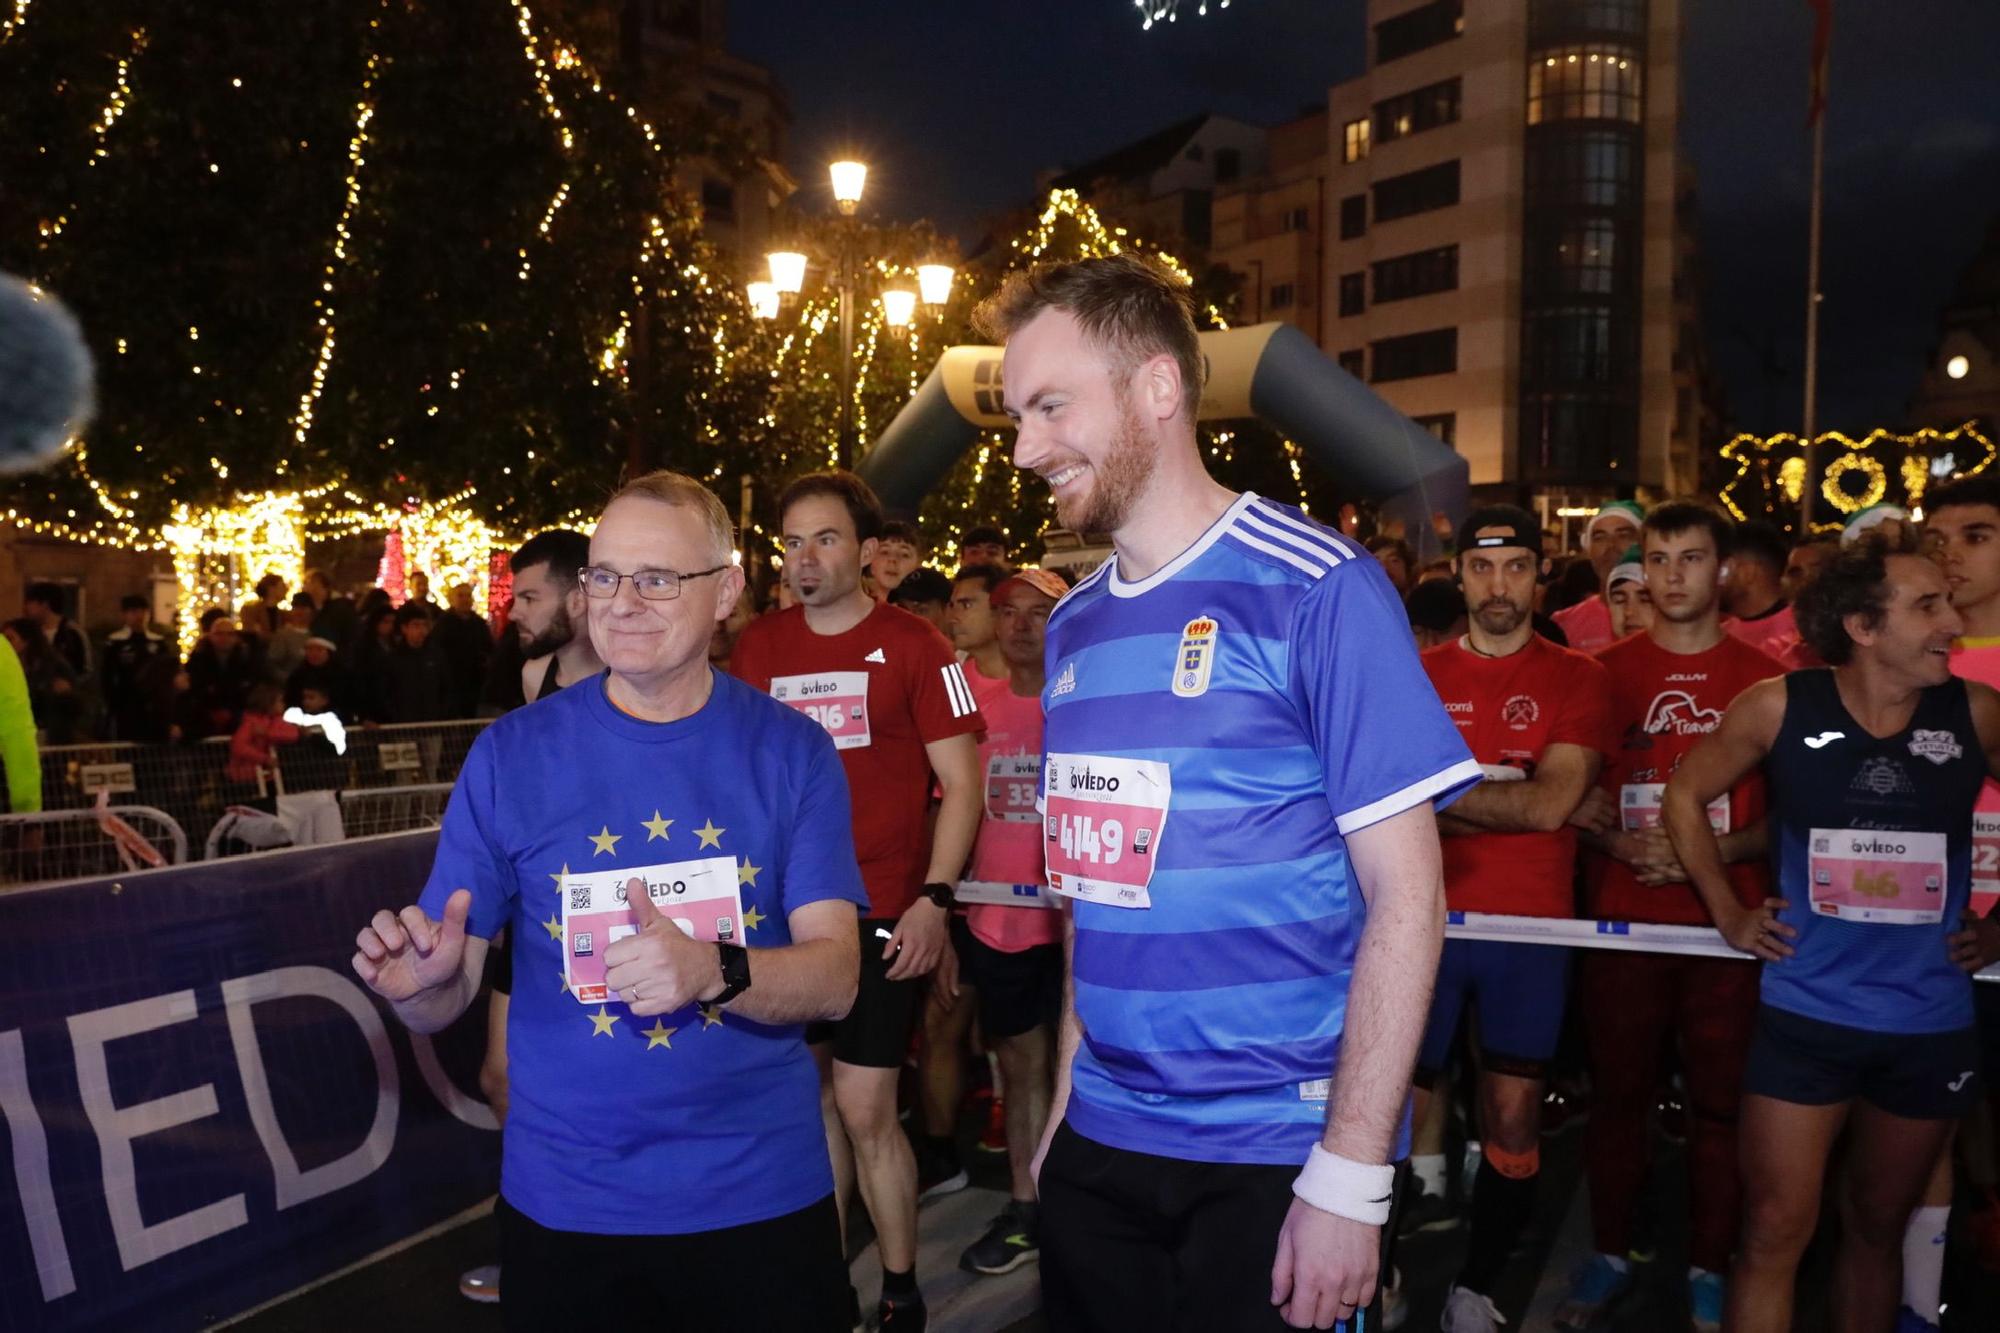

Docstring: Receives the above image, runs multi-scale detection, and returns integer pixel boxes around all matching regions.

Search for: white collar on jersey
[1106,492,1259,599]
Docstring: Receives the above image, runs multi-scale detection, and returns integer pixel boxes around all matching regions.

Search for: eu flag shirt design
[418,670,867,1234]
[1043,494,1480,1165]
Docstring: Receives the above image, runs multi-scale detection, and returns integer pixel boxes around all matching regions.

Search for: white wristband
[1291,1145,1395,1225]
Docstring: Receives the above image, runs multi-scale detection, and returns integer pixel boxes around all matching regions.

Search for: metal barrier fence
[338,782,454,839]
[0,805,188,886]
[26,719,489,861]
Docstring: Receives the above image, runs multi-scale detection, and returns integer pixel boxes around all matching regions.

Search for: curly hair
[1793,527,1921,666]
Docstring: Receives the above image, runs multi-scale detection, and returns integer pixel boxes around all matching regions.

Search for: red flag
[1806,0,1832,126]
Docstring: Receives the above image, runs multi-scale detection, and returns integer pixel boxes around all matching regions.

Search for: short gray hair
[608,470,734,565]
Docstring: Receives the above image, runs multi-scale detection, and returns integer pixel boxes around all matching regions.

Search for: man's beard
[1057,406,1156,535]
[1472,598,1530,637]
[519,603,573,659]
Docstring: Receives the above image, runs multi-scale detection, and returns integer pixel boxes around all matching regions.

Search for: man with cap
[1842,502,1910,547]
[1554,500,1646,654]
[954,565,1069,1278]
[1605,547,1654,641]
[1416,504,1612,1332]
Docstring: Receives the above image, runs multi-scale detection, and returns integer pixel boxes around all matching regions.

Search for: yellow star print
[737,859,762,887]
[642,810,674,841]
[699,1003,725,1029]
[549,862,570,889]
[742,905,765,932]
[589,1005,619,1036]
[642,1019,677,1050]
[589,826,622,857]
[542,914,562,940]
[694,818,725,849]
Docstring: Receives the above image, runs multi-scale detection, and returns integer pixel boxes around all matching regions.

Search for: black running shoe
[960,1201,1040,1275]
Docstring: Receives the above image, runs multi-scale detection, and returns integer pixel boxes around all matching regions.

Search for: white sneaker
[1440,1285,1506,1333]
[457,1263,501,1304]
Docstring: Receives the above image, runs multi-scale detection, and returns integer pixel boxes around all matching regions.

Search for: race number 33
[1042,752,1171,909]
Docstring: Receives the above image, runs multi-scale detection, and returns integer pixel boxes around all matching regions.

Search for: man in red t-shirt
[1417,505,1610,1329]
[1553,500,1645,655]
[731,472,984,1330]
[951,567,1068,1279]
[1561,501,1781,1329]
[1724,520,1809,668]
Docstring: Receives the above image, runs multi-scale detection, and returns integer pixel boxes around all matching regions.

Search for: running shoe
[915,1139,969,1202]
[457,1263,501,1304]
[1688,1270,1724,1333]
[1892,1308,1940,1333]
[1439,1285,1506,1332]
[960,1200,1040,1275]
[1397,1175,1463,1236]
[1541,1085,1589,1137]
[870,1293,928,1331]
[1551,1254,1634,1331]
[976,1095,1009,1155]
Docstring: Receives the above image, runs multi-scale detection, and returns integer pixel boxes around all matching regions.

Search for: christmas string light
[511,0,572,152]
[288,28,383,458]
[1135,0,1234,30]
[86,29,145,164]
[2,0,30,44]
[1716,423,1996,529]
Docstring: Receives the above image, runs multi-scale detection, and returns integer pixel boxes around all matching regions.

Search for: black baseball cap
[1456,504,1542,558]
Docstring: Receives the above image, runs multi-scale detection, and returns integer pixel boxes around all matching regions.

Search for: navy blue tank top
[1765,669,1981,1032]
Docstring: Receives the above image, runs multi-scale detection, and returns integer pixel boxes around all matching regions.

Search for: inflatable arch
[856,321,1468,555]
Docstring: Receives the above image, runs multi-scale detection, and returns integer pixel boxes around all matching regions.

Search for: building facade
[1908,215,2000,440]
[631,0,795,269]
[1211,0,1701,511]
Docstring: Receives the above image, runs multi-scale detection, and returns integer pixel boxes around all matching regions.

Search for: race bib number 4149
[1043,753,1170,909]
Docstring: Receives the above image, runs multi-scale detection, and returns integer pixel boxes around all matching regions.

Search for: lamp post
[756,160,953,470]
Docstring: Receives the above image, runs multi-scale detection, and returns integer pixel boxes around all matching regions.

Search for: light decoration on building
[160,492,310,657]
[1134,0,1234,30]
[1716,423,1996,531]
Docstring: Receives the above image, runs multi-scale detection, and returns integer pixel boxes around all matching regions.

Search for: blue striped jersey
[1043,492,1480,1165]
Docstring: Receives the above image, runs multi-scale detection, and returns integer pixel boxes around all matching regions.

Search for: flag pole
[1798,2,1830,535]
[1799,107,1825,535]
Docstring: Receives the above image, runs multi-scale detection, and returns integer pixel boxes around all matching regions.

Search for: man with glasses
[354,470,867,1330]
[732,471,985,1333]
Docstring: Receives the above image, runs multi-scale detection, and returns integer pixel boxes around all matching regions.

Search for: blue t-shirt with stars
[419,669,867,1234]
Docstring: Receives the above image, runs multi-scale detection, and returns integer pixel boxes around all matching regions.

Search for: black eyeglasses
[577,565,728,601]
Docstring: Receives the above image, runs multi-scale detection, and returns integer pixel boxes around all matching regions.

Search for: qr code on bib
[569,882,590,911]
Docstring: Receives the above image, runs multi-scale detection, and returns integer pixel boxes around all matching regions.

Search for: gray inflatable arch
[856,321,1468,555]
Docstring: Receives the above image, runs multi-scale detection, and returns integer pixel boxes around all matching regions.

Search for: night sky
[730,0,2000,441]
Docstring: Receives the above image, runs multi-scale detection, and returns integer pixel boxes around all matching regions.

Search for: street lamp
[749,159,959,469]
[880,288,917,329]
[917,264,955,307]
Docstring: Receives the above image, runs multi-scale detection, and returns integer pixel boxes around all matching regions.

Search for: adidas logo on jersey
[1050,662,1077,698]
[864,647,886,664]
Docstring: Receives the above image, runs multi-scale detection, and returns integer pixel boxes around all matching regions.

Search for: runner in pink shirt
[1553,501,1645,655]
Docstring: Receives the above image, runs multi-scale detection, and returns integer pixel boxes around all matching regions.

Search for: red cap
[990,568,1068,606]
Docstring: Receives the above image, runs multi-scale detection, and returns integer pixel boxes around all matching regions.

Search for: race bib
[1042,753,1170,909]
[1971,811,2000,894]
[1620,783,1731,834]
[985,753,1042,824]
[1807,827,1947,926]
[561,856,743,1005]
[770,671,871,749]
[955,879,1055,910]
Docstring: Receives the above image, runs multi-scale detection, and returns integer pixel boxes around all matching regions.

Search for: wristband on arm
[1292,1144,1394,1225]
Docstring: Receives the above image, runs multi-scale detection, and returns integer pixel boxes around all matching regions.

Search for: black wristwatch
[711,943,751,1005]
[921,882,957,909]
